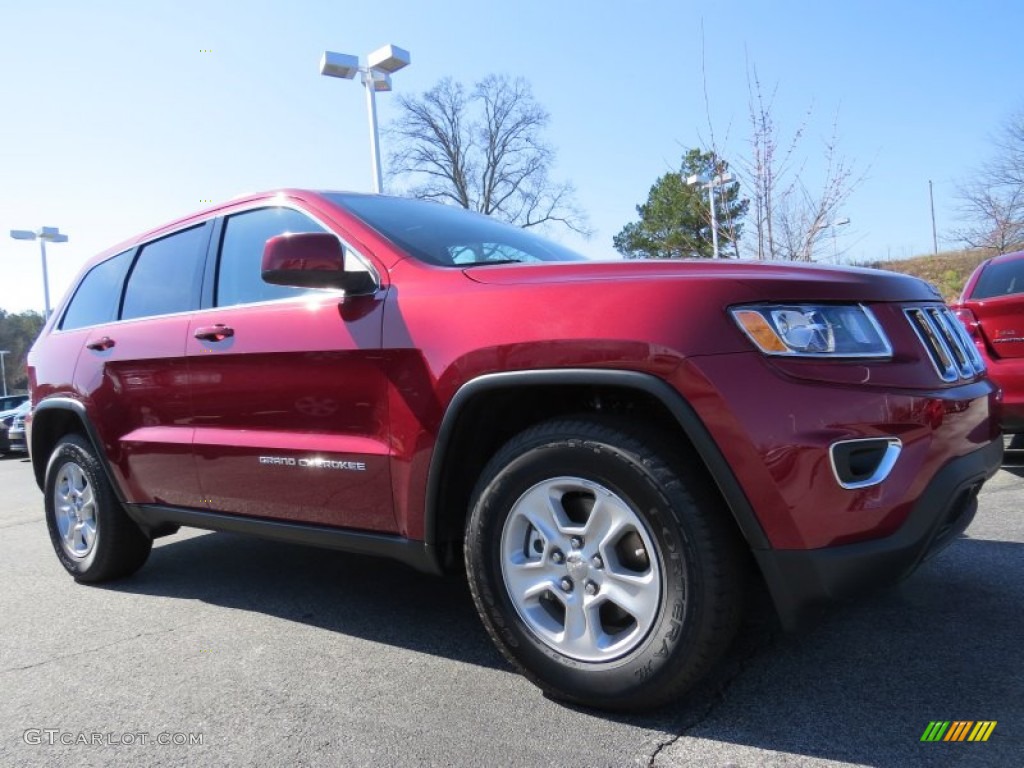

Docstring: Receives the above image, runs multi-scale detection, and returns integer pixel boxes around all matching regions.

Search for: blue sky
[1,0,1021,313]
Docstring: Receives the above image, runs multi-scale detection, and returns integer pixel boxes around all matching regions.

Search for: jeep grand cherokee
[26,190,1002,711]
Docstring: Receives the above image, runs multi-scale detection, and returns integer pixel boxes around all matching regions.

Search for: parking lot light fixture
[686,173,734,259]
[832,217,851,261]
[319,44,411,194]
[10,227,69,317]
[0,350,9,397]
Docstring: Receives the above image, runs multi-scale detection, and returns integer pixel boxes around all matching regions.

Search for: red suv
[953,249,1024,444]
[26,191,1002,711]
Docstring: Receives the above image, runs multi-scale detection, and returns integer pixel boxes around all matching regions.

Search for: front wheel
[44,434,152,582]
[465,418,745,711]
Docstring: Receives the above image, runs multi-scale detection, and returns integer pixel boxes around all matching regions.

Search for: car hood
[462,260,943,303]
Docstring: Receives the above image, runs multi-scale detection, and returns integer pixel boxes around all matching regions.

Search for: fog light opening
[829,438,902,490]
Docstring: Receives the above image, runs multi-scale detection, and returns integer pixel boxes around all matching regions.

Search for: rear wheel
[465,418,745,711]
[44,434,152,582]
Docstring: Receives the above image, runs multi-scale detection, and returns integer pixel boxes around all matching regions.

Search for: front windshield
[326,193,587,267]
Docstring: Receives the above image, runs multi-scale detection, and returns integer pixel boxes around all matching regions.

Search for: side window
[216,207,329,307]
[60,250,133,331]
[121,225,209,321]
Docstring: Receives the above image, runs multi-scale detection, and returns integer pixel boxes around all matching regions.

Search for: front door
[187,206,395,531]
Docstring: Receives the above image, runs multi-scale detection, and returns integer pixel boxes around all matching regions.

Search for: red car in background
[953,249,1024,446]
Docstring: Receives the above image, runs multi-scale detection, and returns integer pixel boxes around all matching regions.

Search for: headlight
[730,304,892,357]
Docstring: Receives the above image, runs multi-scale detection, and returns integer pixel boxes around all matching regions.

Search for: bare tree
[387,75,589,234]
[953,180,1024,254]
[954,108,1024,253]
[991,110,1024,188]
[733,64,863,261]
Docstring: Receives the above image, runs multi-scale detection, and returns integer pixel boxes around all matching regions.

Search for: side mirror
[261,232,375,294]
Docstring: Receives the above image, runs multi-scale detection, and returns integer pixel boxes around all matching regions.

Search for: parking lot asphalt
[0,446,1020,767]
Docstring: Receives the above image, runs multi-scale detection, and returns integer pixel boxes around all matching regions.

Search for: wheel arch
[30,398,124,502]
[424,369,770,562]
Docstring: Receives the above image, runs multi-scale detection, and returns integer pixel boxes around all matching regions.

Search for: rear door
[76,223,211,505]
[187,205,395,531]
[967,257,1024,359]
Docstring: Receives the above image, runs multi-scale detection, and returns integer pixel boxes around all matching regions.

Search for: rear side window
[121,225,209,321]
[216,207,327,307]
[60,250,133,330]
[970,259,1024,299]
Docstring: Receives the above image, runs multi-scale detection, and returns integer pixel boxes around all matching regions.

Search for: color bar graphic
[920,721,996,742]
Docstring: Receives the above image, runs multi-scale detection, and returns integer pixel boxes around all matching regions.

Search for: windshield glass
[326,194,587,267]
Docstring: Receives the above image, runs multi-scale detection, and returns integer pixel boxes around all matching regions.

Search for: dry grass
[856,248,996,303]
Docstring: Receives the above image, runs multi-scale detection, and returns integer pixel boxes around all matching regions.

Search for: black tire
[44,433,152,582]
[464,418,745,712]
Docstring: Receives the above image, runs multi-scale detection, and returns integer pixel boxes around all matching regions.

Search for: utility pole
[929,180,938,255]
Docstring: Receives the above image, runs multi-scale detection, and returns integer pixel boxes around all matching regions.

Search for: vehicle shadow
[105,530,1022,762]
[110,531,508,670]
[106,529,778,733]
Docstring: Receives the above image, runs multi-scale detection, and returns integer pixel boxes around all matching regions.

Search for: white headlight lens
[732,304,892,357]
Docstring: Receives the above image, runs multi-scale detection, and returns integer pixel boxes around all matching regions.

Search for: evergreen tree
[0,310,45,393]
[614,149,747,259]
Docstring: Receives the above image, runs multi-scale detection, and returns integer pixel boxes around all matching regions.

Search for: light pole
[831,217,851,262]
[10,226,69,317]
[319,44,411,193]
[0,350,9,397]
[686,172,733,259]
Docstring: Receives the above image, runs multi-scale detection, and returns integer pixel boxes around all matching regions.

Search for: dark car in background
[1,399,30,454]
[953,249,1024,445]
[4,401,30,453]
[0,393,29,413]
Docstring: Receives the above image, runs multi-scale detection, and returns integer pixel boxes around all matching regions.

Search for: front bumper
[7,430,26,453]
[755,437,1003,630]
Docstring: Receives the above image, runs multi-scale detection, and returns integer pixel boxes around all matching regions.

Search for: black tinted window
[60,250,133,330]
[326,194,587,267]
[121,225,208,320]
[0,395,27,411]
[217,208,327,307]
[971,258,1024,299]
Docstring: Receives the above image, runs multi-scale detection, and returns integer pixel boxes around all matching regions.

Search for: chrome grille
[904,305,986,382]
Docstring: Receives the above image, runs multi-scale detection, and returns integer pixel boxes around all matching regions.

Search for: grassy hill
[857,248,995,303]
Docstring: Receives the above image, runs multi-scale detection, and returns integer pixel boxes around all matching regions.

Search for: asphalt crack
[645,622,778,768]
[1,627,178,674]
